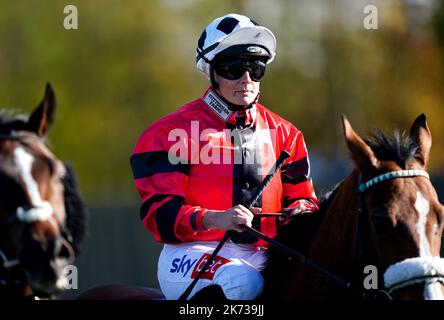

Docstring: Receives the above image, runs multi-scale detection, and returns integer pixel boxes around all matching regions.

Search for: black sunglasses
[213,59,267,82]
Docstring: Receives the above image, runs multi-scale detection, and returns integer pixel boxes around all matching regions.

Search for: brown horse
[262,114,444,300]
[0,84,87,299]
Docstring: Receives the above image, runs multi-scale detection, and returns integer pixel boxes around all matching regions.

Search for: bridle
[357,169,444,296]
[0,131,75,293]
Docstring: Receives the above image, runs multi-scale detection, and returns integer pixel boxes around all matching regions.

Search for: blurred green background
[1,0,444,298]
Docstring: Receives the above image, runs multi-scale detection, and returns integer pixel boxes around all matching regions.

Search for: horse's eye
[434,207,444,236]
[433,223,439,236]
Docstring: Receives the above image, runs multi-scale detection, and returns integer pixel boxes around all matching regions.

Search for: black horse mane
[0,110,28,134]
[365,129,418,169]
[62,163,88,255]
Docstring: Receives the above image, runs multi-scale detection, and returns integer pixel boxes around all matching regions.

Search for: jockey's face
[214,69,260,106]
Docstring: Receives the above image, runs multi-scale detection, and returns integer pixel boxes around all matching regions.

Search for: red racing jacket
[130,88,318,247]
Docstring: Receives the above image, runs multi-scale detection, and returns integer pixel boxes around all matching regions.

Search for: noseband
[1,202,58,269]
[357,169,444,297]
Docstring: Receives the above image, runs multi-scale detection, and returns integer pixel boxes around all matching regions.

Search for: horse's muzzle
[19,236,74,294]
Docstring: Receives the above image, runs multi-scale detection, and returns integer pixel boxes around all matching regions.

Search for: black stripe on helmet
[198,29,206,49]
[196,42,220,63]
[216,17,239,34]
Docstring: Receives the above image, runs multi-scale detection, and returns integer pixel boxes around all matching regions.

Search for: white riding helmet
[196,13,277,80]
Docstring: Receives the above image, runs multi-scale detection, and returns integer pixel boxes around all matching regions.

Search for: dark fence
[59,206,162,299]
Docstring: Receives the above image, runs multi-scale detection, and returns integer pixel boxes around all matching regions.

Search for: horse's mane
[62,163,88,255]
[0,110,28,133]
[365,129,418,169]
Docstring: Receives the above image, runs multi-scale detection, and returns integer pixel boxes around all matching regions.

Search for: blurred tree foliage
[1,0,443,206]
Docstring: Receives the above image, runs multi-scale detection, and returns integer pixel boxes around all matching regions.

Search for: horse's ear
[342,114,378,170]
[409,113,432,168]
[27,83,56,137]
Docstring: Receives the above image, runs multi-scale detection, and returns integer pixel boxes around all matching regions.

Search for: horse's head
[343,114,444,299]
[0,84,74,297]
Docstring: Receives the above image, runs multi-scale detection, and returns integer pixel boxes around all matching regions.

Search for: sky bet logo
[191,254,230,280]
[170,255,198,277]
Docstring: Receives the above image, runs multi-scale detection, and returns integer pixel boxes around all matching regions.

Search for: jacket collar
[201,87,257,127]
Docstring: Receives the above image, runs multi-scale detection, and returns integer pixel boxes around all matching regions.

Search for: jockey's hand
[279,202,311,225]
[202,205,262,232]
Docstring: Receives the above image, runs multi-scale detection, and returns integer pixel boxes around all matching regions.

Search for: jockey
[130,13,318,300]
